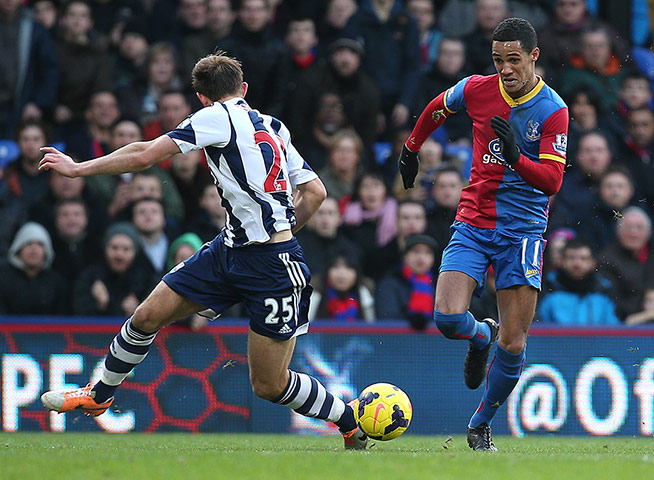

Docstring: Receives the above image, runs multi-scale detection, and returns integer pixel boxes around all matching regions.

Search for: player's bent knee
[131,304,163,334]
[498,338,526,354]
[250,377,284,402]
[433,310,464,339]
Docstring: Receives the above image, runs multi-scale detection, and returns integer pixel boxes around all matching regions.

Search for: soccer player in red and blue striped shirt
[399,17,569,450]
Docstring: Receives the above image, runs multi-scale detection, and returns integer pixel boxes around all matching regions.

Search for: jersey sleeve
[166,105,231,154]
[278,122,318,188]
[443,76,471,113]
[538,107,569,165]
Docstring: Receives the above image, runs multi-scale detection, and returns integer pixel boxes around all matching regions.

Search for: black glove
[490,116,520,166]
[398,144,420,189]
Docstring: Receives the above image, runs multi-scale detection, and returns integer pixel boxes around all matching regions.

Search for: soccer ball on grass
[354,383,412,440]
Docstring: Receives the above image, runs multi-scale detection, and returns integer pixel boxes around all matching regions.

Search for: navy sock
[469,345,525,427]
[92,317,157,404]
[433,310,491,350]
[91,381,116,404]
[273,370,356,432]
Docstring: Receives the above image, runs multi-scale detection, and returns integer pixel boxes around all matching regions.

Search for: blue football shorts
[440,221,546,294]
[162,233,312,340]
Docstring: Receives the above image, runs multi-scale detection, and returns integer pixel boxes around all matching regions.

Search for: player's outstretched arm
[292,178,327,234]
[399,91,451,190]
[39,135,181,178]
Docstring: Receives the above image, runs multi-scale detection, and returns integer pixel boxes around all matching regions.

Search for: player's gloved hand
[398,144,420,189]
[490,116,520,165]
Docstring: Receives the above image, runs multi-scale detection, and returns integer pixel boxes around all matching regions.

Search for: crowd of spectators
[2,0,654,328]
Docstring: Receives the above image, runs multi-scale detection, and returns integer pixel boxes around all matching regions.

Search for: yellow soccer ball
[354,383,412,441]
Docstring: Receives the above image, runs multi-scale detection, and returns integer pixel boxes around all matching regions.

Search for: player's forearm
[405,91,449,152]
[292,179,327,234]
[513,156,565,196]
[76,143,153,177]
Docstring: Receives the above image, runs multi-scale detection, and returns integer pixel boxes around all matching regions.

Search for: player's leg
[41,282,204,415]
[239,240,366,448]
[433,225,499,388]
[433,270,492,348]
[467,285,537,450]
[247,328,364,448]
[91,281,205,403]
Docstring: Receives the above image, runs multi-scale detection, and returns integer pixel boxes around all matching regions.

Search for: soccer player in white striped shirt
[39,52,367,449]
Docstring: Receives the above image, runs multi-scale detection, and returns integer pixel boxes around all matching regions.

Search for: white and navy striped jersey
[167,97,317,247]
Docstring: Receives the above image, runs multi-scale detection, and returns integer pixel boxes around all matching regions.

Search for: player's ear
[196,92,213,107]
[241,82,248,98]
[531,47,540,63]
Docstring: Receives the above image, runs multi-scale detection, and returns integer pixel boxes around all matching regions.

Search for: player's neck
[508,75,539,99]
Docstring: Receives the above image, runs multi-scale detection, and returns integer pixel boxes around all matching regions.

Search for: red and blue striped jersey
[444,74,568,236]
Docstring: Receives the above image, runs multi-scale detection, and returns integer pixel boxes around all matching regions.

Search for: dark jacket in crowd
[218,24,291,118]
[296,228,363,277]
[342,0,420,109]
[290,59,381,155]
[72,258,156,316]
[0,6,59,138]
[598,242,654,320]
[374,267,431,330]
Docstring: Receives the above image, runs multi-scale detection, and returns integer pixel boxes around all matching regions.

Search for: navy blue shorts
[440,221,546,295]
[162,234,313,340]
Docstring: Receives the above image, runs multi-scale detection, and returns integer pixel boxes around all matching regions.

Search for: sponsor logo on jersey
[525,119,540,141]
[483,139,515,170]
[525,268,538,278]
[553,133,568,156]
[279,324,292,334]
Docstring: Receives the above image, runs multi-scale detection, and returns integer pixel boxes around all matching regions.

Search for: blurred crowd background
[2,0,654,329]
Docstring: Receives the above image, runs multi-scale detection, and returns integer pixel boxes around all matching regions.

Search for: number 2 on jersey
[254,130,288,193]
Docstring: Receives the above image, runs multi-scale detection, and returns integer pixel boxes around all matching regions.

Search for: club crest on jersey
[553,133,568,156]
[525,120,540,141]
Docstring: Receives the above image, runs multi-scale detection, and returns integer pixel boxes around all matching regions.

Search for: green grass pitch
[2,433,652,480]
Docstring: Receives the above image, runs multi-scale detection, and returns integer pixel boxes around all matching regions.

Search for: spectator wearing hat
[289,37,380,163]
[342,0,420,131]
[0,222,67,314]
[167,232,209,330]
[73,222,157,316]
[375,234,437,330]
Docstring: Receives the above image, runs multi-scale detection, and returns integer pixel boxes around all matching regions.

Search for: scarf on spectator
[325,285,360,321]
[402,265,434,317]
[342,198,398,246]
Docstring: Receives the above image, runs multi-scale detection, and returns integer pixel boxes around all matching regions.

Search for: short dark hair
[55,198,88,217]
[563,238,593,255]
[192,51,244,101]
[491,17,537,53]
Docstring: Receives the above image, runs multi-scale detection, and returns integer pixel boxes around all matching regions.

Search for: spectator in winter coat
[0,222,67,314]
[539,238,620,325]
